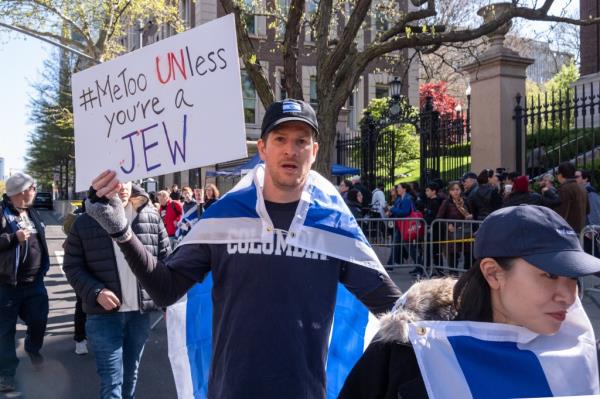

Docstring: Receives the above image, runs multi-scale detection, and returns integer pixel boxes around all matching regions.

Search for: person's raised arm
[84,170,207,306]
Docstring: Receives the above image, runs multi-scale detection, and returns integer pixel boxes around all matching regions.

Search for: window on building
[375,84,389,99]
[244,0,256,35]
[181,0,190,28]
[242,71,257,124]
[278,0,291,36]
[307,0,318,41]
[310,76,318,108]
[375,10,389,32]
[347,90,356,130]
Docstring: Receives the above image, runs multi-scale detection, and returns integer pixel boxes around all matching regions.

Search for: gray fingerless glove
[85,187,131,242]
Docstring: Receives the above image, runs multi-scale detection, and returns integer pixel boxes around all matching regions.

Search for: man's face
[158,193,168,206]
[575,171,585,185]
[557,173,566,184]
[182,190,192,201]
[258,121,318,193]
[11,183,37,207]
[118,182,132,205]
[463,178,474,190]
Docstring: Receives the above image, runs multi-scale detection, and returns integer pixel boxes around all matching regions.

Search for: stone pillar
[462,3,533,173]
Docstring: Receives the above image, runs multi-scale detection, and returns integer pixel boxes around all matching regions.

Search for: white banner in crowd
[71,14,247,191]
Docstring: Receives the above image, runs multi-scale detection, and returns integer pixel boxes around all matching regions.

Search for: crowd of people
[339,161,600,274]
[1,98,600,398]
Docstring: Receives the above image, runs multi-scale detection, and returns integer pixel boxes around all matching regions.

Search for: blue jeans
[86,311,151,399]
[0,278,48,377]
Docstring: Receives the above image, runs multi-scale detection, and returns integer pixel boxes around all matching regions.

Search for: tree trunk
[314,110,338,180]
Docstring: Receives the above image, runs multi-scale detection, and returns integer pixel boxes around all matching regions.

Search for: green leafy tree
[27,48,75,197]
[1,0,183,62]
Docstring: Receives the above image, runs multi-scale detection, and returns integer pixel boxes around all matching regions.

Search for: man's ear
[480,258,504,290]
[257,138,266,161]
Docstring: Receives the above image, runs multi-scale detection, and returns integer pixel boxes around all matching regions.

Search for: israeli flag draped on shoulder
[408,298,599,399]
[166,164,385,399]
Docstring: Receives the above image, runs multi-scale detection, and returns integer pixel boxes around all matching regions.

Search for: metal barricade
[428,219,482,276]
[357,217,429,275]
[580,225,600,299]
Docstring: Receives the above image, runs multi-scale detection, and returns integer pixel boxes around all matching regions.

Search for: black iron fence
[515,84,600,183]
[420,98,471,188]
[336,96,471,195]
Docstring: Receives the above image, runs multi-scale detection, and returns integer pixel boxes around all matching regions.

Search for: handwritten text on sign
[72,14,247,191]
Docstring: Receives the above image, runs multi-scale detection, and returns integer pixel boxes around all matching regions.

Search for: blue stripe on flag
[448,336,553,399]
[186,274,214,399]
[326,283,369,398]
[304,189,369,246]
[202,183,259,220]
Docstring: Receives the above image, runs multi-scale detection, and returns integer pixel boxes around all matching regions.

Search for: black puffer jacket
[469,184,502,220]
[63,186,171,314]
[339,278,457,399]
[0,195,50,285]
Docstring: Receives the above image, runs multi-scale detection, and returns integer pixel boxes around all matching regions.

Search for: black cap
[474,205,600,277]
[461,172,478,182]
[261,99,319,138]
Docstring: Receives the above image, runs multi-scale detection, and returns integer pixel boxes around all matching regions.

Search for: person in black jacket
[503,175,542,207]
[340,205,600,399]
[0,173,50,393]
[470,169,502,220]
[63,183,170,399]
[423,183,443,269]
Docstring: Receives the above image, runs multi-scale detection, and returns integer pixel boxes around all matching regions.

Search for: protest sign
[72,14,246,191]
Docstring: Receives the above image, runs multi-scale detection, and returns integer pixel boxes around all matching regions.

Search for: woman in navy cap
[339,205,600,399]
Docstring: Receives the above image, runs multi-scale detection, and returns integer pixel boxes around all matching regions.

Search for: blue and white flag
[175,204,200,239]
[408,298,599,399]
[166,164,384,399]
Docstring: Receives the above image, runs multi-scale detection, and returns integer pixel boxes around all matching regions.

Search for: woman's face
[205,186,214,199]
[449,185,461,199]
[487,258,577,335]
[357,191,363,204]
[425,188,436,199]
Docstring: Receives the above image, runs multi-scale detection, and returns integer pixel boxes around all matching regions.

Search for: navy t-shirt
[165,200,393,398]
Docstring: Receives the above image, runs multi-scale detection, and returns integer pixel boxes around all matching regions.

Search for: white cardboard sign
[72,14,247,191]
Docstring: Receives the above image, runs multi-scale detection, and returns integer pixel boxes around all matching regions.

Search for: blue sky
[0,0,579,180]
[0,36,48,177]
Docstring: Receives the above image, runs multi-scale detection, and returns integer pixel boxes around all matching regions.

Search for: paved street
[3,209,600,398]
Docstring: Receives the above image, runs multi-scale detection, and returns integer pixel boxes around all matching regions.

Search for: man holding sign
[84,99,402,398]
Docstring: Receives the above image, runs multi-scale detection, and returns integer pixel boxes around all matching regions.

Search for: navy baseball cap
[261,99,319,138]
[461,172,478,181]
[474,205,600,277]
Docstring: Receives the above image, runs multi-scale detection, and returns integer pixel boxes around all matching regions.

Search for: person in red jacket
[157,190,182,247]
